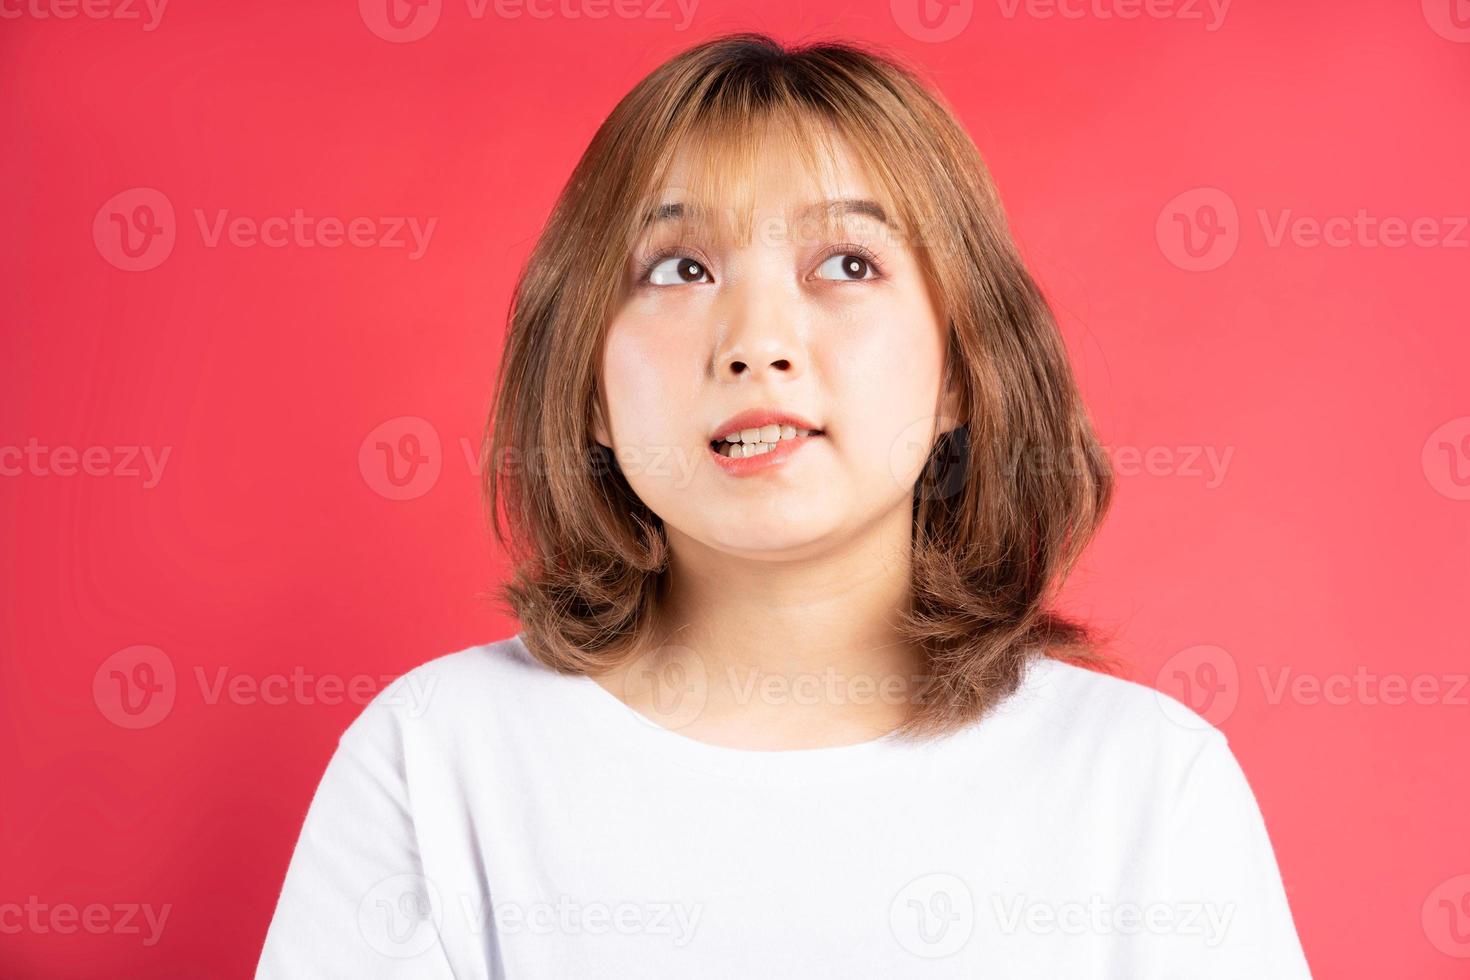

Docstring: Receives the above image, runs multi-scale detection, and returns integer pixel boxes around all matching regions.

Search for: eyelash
[633,242,887,287]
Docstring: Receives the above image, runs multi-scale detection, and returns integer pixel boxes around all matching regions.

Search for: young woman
[258,32,1313,978]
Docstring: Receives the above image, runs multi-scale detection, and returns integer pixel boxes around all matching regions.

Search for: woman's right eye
[646,255,712,286]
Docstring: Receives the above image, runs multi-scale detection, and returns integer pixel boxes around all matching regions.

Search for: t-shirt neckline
[512,632,1038,782]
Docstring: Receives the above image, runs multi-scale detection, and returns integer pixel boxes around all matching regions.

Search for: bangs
[623,98,924,257]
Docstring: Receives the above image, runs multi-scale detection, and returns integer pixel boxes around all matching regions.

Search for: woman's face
[595,128,961,560]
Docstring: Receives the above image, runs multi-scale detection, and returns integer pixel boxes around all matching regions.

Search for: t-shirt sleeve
[1157,730,1314,979]
[255,704,456,979]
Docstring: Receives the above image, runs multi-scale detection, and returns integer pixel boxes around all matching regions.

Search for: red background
[3,0,1468,975]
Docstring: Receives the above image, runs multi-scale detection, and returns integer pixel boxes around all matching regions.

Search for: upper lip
[710,409,824,442]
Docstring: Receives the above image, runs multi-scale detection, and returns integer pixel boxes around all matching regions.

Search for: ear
[591,389,613,449]
[936,343,967,437]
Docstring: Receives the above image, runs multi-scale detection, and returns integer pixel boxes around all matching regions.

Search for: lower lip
[708,433,824,476]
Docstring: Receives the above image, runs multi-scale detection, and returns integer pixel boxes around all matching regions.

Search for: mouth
[709,424,825,459]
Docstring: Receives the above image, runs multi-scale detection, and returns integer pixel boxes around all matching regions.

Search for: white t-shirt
[256,633,1313,979]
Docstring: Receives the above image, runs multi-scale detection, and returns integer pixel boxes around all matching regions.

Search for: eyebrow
[646,197,892,227]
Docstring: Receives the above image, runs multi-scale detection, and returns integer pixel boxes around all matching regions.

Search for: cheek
[826,304,947,437]
[601,316,699,445]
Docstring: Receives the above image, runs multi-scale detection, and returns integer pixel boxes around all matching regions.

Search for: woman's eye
[646,255,711,286]
[815,253,876,281]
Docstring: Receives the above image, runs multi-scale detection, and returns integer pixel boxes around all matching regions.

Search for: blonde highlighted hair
[483,32,1117,740]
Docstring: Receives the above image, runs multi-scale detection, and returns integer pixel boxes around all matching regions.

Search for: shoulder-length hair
[483,31,1117,740]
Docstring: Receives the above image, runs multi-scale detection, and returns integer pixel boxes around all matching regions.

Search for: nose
[712,274,807,381]
[720,349,796,377]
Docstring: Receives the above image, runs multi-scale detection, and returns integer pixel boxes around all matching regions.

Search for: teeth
[713,424,818,458]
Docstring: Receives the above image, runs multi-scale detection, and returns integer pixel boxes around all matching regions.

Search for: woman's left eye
[815,253,878,281]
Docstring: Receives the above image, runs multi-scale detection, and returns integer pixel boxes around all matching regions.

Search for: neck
[602,501,927,749]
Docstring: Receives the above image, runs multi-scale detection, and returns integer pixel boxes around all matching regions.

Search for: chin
[699,521,841,559]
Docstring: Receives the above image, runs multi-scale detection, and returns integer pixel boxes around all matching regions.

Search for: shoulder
[334,632,560,754]
[1019,654,1222,736]
[1003,655,1231,794]
[1014,668,1309,974]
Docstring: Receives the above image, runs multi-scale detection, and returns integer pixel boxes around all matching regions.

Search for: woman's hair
[482,31,1118,740]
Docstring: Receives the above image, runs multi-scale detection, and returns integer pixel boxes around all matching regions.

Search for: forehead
[662,122,873,200]
[633,121,899,244]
